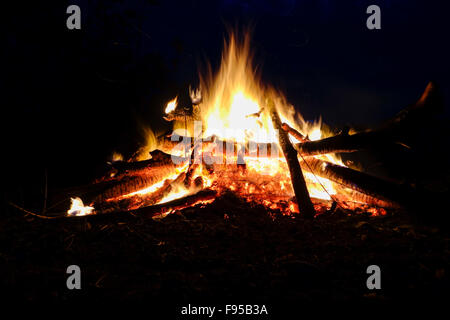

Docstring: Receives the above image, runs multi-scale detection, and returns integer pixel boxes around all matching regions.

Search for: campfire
[66,32,441,219]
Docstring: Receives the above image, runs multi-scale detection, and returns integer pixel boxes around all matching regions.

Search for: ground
[1,192,449,313]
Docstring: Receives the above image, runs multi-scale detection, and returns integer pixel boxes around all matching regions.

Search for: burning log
[163,105,200,122]
[294,130,391,156]
[334,190,400,208]
[184,146,200,188]
[109,150,187,176]
[156,134,192,155]
[267,98,315,217]
[300,158,413,206]
[93,174,170,203]
[184,166,199,188]
[158,134,281,158]
[93,159,184,204]
[97,178,173,213]
[209,138,280,159]
[281,123,307,142]
[67,189,217,218]
[163,113,197,122]
[148,149,188,164]
[132,189,217,217]
[94,170,189,214]
[294,81,443,156]
[159,171,187,198]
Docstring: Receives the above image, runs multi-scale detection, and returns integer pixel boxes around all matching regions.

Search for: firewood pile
[56,80,442,220]
[11,34,443,221]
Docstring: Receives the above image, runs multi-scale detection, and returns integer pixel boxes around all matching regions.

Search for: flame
[158,188,190,204]
[165,97,178,114]
[67,197,94,216]
[200,33,278,144]
[135,127,158,161]
[309,128,322,141]
[304,172,336,200]
[111,151,123,162]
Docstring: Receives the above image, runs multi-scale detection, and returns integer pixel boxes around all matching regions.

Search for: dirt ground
[1,190,449,314]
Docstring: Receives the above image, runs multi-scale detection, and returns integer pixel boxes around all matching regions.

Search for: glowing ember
[111,151,123,162]
[67,197,94,216]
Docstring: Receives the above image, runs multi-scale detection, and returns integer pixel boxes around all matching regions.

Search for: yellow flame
[309,127,322,141]
[157,188,190,204]
[67,197,94,216]
[135,127,158,161]
[199,33,279,144]
[111,151,123,162]
[304,172,336,200]
[165,97,178,114]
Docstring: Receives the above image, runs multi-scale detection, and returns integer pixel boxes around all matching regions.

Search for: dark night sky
[3,0,450,190]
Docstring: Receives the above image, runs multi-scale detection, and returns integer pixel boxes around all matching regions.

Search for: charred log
[163,105,200,122]
[133,189,217,217]
[281,123,307,142]
[300,158,413,206]
[108,151,187,176]
[71,189,217,218]
[294,81,443,156]
[184,149,200,188]
[94,170,188,214]
[156,134,193,155]
[93,162,180,204]
[267,98,315,217]
[380,81,443,130]
[333,191,400,208]
[294,130,392,156]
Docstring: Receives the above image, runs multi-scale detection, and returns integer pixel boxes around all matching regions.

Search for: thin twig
[8,201,63,220]
[42,168,48,214]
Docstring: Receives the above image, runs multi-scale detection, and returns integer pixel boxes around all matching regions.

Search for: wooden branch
[281,123,307,142]
[184,163,199,188]
[294,81,443,156]
[93,160,182,204]
[300,158,413,206]
[156,134,193,155]
[132,189,217,217]
[380,81,443,130]
[294,130,391,156]
[163,105,201,122]
[149,149,188,164]
[62,189,217,220]
[267,98,315,217]
[94,170,189,213]
[333,191,400,208]
[108,151,187,176]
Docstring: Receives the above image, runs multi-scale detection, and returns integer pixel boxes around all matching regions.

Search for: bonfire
[63,31,441,220]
